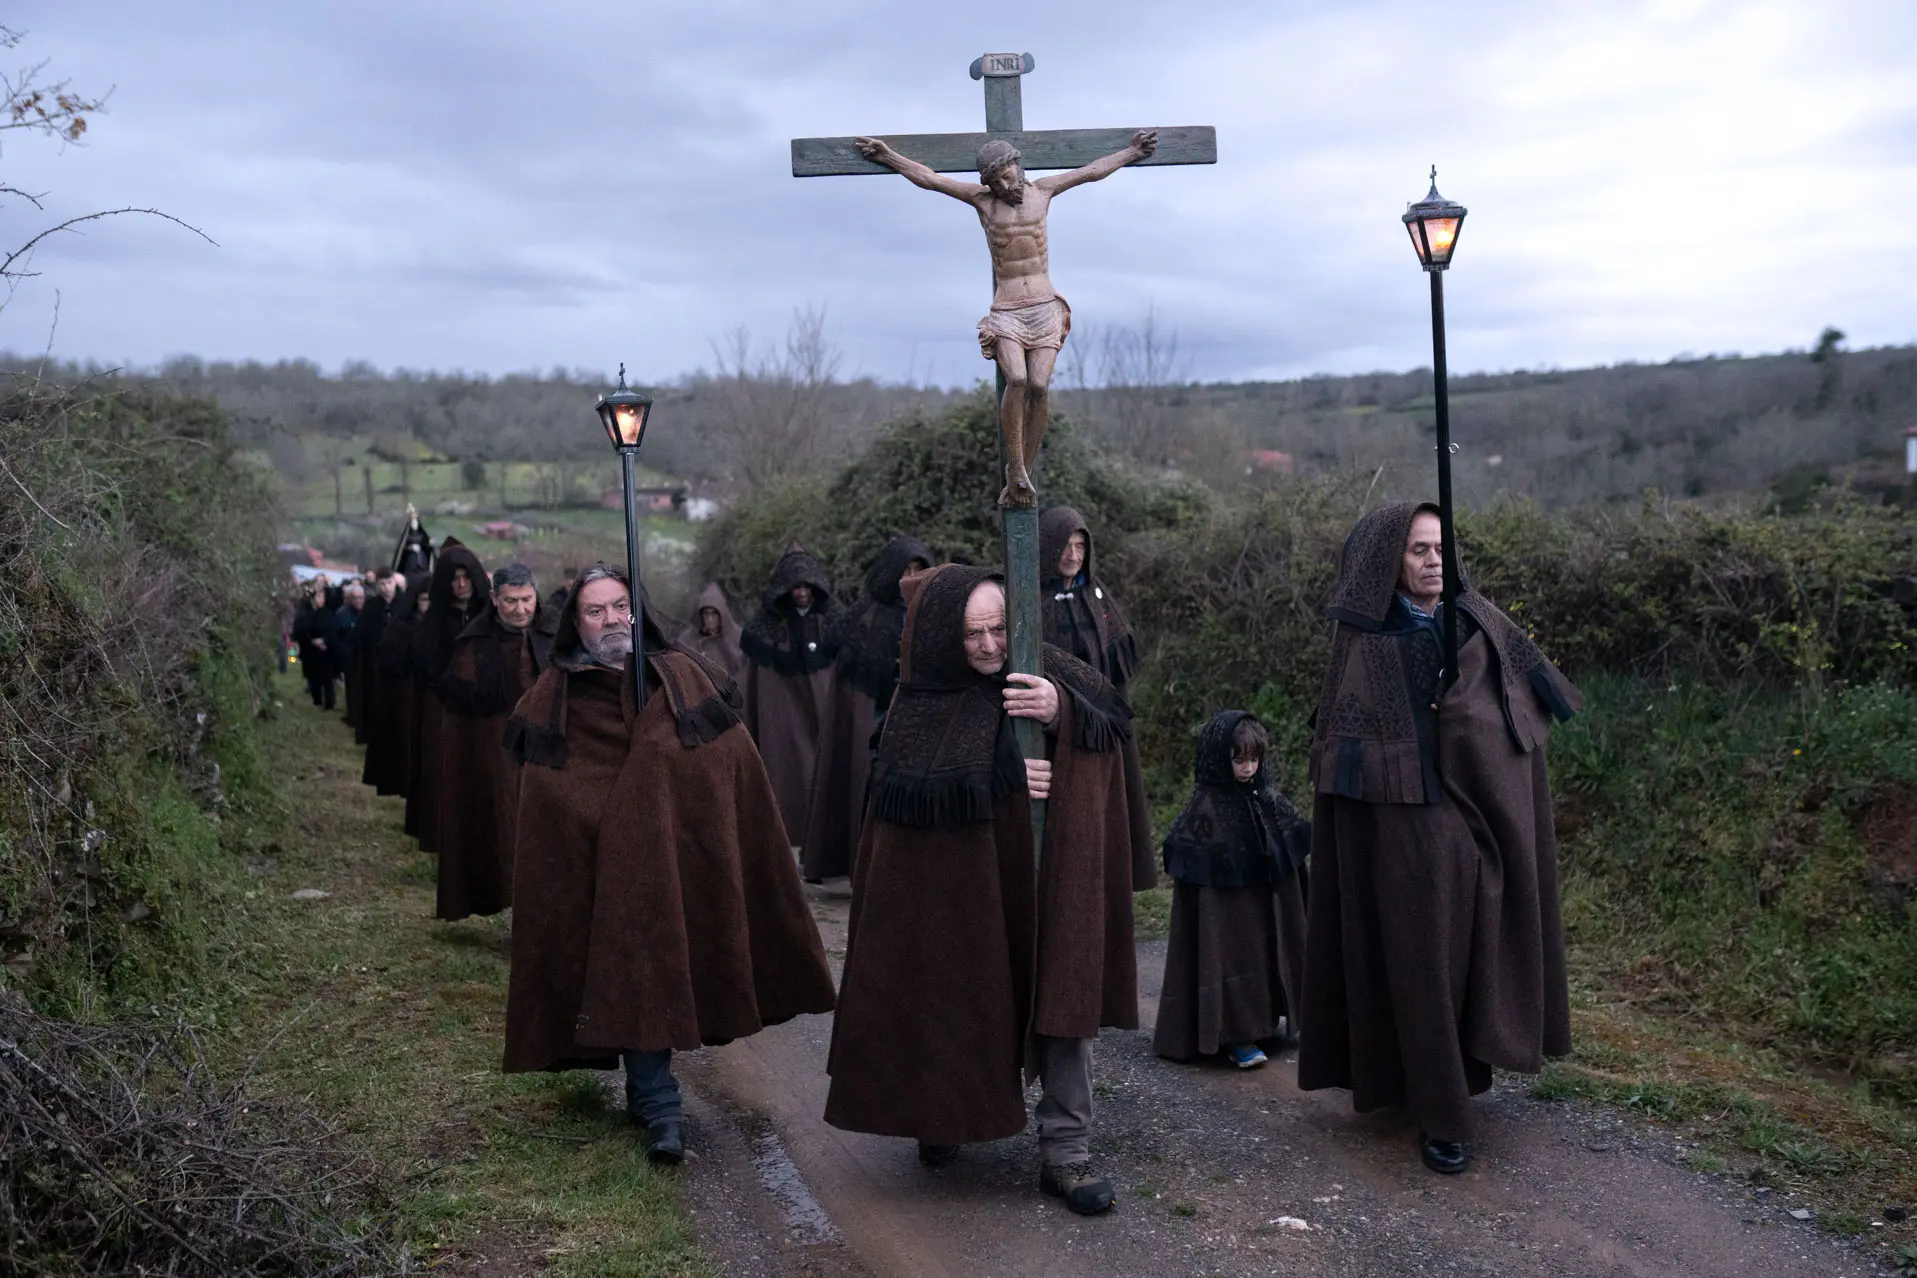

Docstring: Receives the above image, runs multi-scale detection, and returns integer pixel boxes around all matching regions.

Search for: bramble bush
[0,378,283,1017]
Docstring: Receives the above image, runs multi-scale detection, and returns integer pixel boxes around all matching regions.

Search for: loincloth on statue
[977,295,1072,361]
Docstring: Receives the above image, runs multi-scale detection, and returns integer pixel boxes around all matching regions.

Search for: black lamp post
[595,362,654,708]
[1403,166,1468,685]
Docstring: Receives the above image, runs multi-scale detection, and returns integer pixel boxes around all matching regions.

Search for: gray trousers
[622,1048,683,1126]
[1035,1035,1094,1166]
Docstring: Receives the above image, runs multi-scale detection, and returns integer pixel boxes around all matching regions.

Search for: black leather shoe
[917,1142,961,1168]
[1419,1133,1469,1175]
[1040,1161,1116,1215]
[643,1120,685,1166]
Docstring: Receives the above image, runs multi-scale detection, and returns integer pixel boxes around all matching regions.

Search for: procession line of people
[309,497,1578,1212]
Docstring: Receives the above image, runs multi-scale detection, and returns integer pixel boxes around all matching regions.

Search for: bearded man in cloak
[824,564,1141,1216]
[741,541,839,851]
[405,540,489,850]
[1296,502,1580,1175]
[434,563,555,921]
[1039,506,1157,891]
[503,565,836,1164]
[363,573,430,797]
[800,535,932,884]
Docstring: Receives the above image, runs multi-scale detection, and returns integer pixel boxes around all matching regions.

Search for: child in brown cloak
[1038,506,1157,891]
[824,564,1140,1217]
[1152,712,1310,1069]
[1296,502,1580,1176]
[740,541,839,852]
[503,565,836,1164]
[690,582,746,683]
[800,535,932,883]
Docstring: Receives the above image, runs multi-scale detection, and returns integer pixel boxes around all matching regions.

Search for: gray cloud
[4,0,1913,387]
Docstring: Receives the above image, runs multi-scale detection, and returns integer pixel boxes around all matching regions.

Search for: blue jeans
[622,1049,683,1126]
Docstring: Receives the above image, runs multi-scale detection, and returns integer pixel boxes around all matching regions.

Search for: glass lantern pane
[1423,215,1461,263]
[614,404,647,446]
[1404,220,1430,265]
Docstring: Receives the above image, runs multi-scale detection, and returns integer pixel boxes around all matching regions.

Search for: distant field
[269,436,677,520]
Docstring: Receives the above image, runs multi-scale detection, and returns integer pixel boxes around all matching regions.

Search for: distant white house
[685,496,721,522]
[1905,424,1917,476]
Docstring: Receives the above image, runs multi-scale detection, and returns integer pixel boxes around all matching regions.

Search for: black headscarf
[827,535,933,705]
[742,542,839,675]
[1161,711,1309,888]
[866,565,1025,830]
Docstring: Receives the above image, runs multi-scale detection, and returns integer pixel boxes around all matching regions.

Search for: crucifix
[792,52,1216,848]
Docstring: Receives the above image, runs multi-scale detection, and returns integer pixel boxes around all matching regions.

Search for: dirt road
[665,885,1879,1277]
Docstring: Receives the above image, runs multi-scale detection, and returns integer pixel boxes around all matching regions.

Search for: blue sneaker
[1225,1043,1268,1070]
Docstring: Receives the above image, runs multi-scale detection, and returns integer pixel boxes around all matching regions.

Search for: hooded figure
[404,540,490,852]
[824,564,1140,1216]
[432,575,558,921]
[502,564,836,1164]
[362,572,430,795]
[351,581,394,747]
[1038,507,1156,890]
[740,541,839,849]
[1151,711,1310,1064]
[392,508,435,577]
[1296,502,1580,1176]
[800,535,932,883]
[689,582,746,683]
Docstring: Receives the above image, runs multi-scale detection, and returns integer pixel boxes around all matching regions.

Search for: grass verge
[203,674,708,1276]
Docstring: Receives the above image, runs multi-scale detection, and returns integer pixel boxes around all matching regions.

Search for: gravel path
[666,884,1880,1277]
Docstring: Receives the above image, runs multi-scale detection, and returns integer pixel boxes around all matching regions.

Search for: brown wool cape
[361,573,430,796]
[431,604,556,921]
[1153,711,1311,1061]
[502,568,836,1071]
[824,565,1140,1147]
[351,591,391,747]
[1038,507,1157,890]
[689,583,747,684]
[1296,502,1580,1143]
[801,536,932,882]
[404,541,490,853]
[741,543,838,848]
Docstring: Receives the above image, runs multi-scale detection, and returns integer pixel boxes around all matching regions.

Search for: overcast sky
[4,1,1913,387]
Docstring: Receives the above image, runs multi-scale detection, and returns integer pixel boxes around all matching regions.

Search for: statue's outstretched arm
[1036,129,1158,195]
[854,136,985,202]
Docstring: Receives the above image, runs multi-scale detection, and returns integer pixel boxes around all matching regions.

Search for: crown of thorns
[976,140,1022,180]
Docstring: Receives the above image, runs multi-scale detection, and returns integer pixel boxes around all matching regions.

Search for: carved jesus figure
[854,129,1158,507]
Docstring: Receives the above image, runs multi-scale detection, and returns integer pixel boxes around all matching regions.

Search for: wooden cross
[792,54,1216,854]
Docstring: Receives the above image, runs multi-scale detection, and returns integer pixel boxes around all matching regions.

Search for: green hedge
[0,381,283,1016]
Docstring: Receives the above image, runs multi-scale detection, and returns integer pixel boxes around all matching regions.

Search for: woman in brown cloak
[502,565,836,1164]
[433,564,556,921]
[1296,502,1580,1175]
[361,572,430,797]
[689,582,746,683]
[403,540,489,851]
[740,541,839,850]
[800,535,932,883]
[824,564,1139,1216]
[1038,507,1156,890]
[1152,711,1310,1066]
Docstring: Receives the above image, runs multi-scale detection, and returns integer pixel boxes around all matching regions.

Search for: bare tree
[1075,305,1186,464]
[705,306,843,492]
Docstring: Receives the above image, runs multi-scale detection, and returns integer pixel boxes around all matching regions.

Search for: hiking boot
[1419,1133,1468,1175]
[642,1120,685,1166]
[1040,1161,1115,1215]
[917,1142,961,1168]
[1225,1043,1268,1070]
